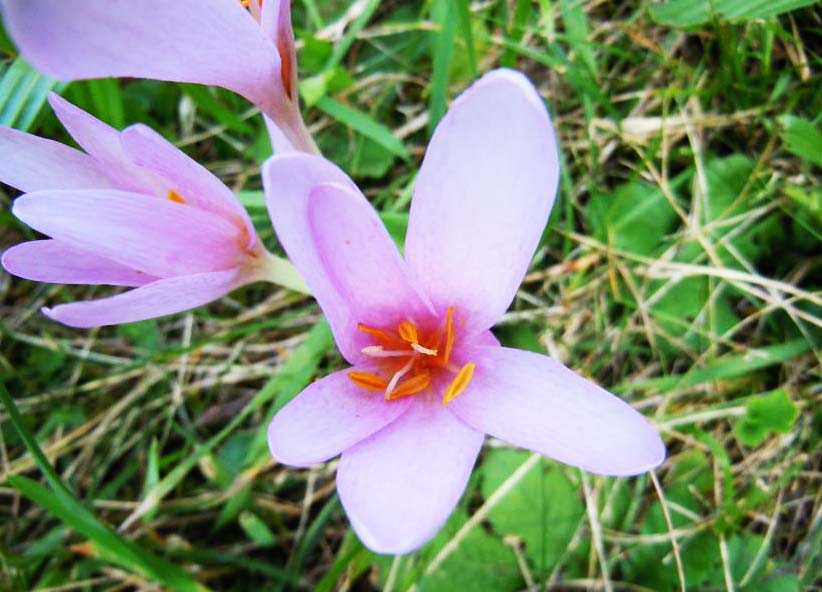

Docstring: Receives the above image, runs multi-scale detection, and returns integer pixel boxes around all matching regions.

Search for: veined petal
[308,182,435,336]
[405,69,560,334]
[448,346,666,476]
[2,240,156,287]
[3,0,286,117]
[43,269,242,328]
[337,399,484,554]
[47,94,156,194]
[262,154,366,364]
[120,124,256,247]
[0,125,115,192]
[268,367,413,467]
[12,190,244,278]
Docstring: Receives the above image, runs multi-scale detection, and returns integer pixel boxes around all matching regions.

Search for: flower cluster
[1,0,664,554]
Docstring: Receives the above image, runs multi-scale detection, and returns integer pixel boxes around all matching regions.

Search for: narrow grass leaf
[454,0,477,78]
[429,0,457,133]
[316,95,409,160]
[0,59,67,131]
[629,339,811,391]
[0,385,210,592]
[650,0,819,27]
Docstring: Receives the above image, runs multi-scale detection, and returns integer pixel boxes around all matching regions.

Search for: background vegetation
[1,0,820,590]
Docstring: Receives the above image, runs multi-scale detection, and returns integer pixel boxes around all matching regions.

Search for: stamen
[347,371,387,392]
[443,306,455,364]
[385,358,415,398]
[357,323,403,347]
[361,346,413,358]
[397,320,419,344]
[166,189,185,204]
[411,343,438,356]
[387,370,432,400]
[442,362,475,404]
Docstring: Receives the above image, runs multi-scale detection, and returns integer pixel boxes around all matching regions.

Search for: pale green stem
[253,250,310,294]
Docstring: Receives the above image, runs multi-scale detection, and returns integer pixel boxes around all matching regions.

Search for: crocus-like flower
[0,94,306,328]
[1,0,315,153]
[263,69,665,553]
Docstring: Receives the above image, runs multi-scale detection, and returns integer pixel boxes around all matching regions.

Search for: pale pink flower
[1,94,306,328]
[1,0,315,153]
[263,70,665,554]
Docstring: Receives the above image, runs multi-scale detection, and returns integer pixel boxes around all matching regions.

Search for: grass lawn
[1,1,820,590]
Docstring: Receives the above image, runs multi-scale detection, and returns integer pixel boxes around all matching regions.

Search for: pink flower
[263,69,665,554]
[1,0,315,153]
[1,94,306,328]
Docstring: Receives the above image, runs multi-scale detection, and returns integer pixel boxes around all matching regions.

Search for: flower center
[347,306,476,404]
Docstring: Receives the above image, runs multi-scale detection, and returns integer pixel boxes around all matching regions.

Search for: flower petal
[308,181,435,336]
[47,94,155,193]
[12,190,244,278]
[448,346,666,476]
[261,0,297,101]
[43,269,242,328]
[268,367,413,467]
[120,124,255,247]
[4,0,285,116]
[404,69,560,334]
[0,124,114,192]
[337,399,484,554]
[2,240,156,286]
[262,153,365,363]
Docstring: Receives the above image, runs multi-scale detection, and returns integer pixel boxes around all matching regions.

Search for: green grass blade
[429,0,457,133]
[0,385,211,592]
[0,59,67,131]
[315,96,410,160]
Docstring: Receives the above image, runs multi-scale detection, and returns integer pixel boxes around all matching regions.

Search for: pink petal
[47,94,154,193]
[337,399,484,554]
[12,190,244,278]
[268,367,413,467]
[0,124,115,192]
[4,0,285,117]
[43,269,242,328]
[119,124,256,247]
[448,346,666,476]
[2,240,156,287]
[262,153,367,363]
[308,182,435,338]
[404,69,560,334]
[261,0,297,100]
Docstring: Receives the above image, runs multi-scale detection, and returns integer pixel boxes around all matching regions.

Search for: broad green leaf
[418,509,523,592]
[733,389,798,446]
[779,115,822,167]
[480,449,584,570]
[587,181,678,255]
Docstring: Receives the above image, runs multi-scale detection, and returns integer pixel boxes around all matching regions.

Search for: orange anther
[166,189,185,204]
[442,362,475,404]
[357,323,403,347]
[387,370,432,400]
[442,306,455,364]
[347,371,387,392]
[398,320,419,344]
